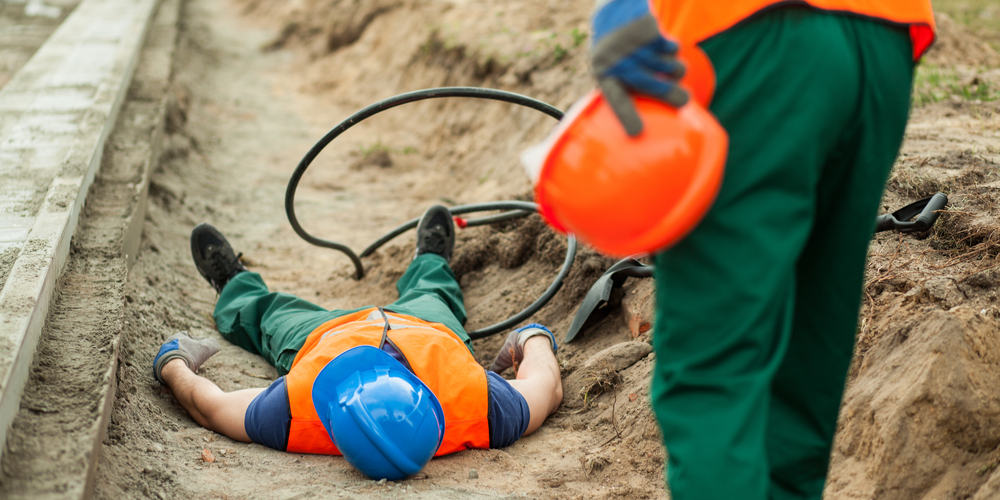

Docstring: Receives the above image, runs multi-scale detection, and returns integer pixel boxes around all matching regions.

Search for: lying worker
[151,205,562,480]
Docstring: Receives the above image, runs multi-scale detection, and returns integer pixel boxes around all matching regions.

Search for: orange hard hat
[528,90,728,257]
[677,44,715,107]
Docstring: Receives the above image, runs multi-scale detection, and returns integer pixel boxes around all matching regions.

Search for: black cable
[468,216,577,339]
[362,203,536,257]
[285,87,572,339]
[285,87,563,280]
[359,209,533,258]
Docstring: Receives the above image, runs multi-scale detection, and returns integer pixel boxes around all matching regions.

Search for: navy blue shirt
[245,371,529,451]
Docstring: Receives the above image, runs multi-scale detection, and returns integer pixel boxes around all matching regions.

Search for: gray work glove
[152,331,220,384]
[489,323,558,374]
[591,0,689,136]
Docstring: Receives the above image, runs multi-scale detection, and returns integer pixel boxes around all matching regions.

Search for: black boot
[190,223,247,293]
[414,205,455,262]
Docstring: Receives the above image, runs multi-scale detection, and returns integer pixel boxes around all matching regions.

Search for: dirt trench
[95,0,662,498]
[95,0,1000,498]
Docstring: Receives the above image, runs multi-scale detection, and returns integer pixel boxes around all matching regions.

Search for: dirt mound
[832,308,1000,499]
[923,12,1000,68]
[239,0,591,106]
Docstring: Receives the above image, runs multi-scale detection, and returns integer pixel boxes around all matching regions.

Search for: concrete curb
[0,0,159,465]
[0,0,178,493]
[84,0,179,494]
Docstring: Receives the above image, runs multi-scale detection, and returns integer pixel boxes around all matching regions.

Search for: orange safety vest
[651,0,935,60]
[284,307,491,456]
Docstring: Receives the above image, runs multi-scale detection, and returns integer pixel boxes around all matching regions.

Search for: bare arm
[506,336,563,435]
[160,358,264,442]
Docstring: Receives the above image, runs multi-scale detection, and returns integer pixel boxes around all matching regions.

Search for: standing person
[584,0,935,498]
[151,205,562,480]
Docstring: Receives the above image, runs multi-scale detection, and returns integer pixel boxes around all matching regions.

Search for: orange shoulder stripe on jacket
[650,0,935,60]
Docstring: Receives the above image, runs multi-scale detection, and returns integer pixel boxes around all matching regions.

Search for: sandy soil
[95,0,1000,498]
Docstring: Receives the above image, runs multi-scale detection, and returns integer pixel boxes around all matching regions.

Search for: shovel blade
[564,273,617,343]
[564,258,653,343]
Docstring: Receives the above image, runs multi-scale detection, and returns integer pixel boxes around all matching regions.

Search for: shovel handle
[618,264,653,279]
[875,193,948,233]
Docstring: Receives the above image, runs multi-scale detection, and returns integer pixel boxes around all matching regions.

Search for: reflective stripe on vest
[284,307,490,455]
[650,0,935,61]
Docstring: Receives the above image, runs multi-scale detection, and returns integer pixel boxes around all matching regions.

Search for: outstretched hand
[490,323,558,374]
[591,0,688,136]
[153,331,220,384]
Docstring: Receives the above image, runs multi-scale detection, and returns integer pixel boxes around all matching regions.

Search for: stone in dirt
[621,279,654,338]
[563,341,653,408]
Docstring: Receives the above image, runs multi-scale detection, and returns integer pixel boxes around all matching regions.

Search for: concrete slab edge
[84,0,180,493]
[0,0,160,465]
[122,116,159,270]
[83,344,120,499]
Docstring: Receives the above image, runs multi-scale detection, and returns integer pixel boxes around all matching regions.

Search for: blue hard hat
[312,345,445,480]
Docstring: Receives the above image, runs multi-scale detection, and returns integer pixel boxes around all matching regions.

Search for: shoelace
[420,227,447,253]
[208,249,243,287]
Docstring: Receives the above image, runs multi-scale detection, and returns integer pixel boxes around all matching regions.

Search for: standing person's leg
[765,19,915,500]
[214,272,366,374]
[650,8,864,500]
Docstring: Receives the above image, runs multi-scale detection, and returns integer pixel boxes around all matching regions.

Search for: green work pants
[212,253,469,375]
[650,8,915,500]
